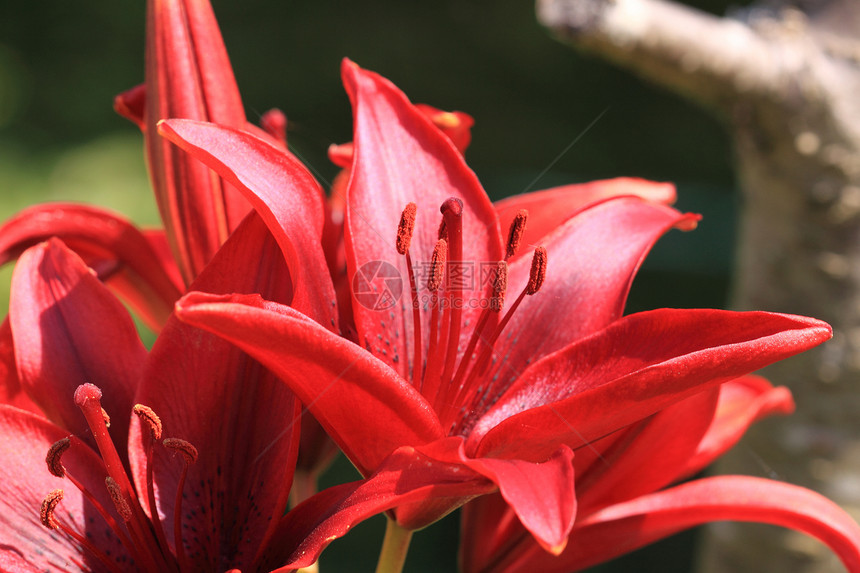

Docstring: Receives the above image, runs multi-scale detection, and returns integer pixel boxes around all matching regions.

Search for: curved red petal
[495,177,676,249]
[158,118,338,330]
[145,0,249,283]
[132,215,300,570]
[0,318,40,414]
[473,309,831,461]
[484,197,699,402]
[0,203,183,330]
[0,406,133,570]
[175,291,445,476]
[266,442,496,571]
[511,476,860,573]
[425,440,576,554]
[341,60,503,379]
[680,374,795,477]
[10,240,146,455]
[573,388,719,516]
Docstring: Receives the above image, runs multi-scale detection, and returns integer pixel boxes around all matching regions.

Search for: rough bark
[538,1,860,571]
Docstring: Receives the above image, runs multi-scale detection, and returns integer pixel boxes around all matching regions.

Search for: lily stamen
[455,247,548,435]
[44,436,138,560]
[396,203,423,386]
[133,404,172,557]
[422,238,448,398]
[163,438,198,570]
[40,489,125,573]
[505,209,528,260]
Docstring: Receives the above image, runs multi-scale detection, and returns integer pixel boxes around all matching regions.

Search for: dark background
[0,0,751,570]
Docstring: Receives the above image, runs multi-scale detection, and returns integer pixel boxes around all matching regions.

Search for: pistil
[74,384,170,571]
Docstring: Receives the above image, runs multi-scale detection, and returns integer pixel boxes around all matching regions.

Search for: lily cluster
[0,1,859,572]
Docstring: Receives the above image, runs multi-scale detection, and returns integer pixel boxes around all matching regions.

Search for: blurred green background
[0,0,750,570]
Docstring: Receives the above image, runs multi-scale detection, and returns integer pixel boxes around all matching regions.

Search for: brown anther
[491,262,508,312]
[527,247,547,295]
[46,437,72,478]
[100,407,111,428]
[396,203,417,255]
[133,404,163,441]
[163,438,199,464]
[105,477,132,521]
[40,489,64,529]
[505,209,528,259]
[438,219,448,241]
[428,239,448,292]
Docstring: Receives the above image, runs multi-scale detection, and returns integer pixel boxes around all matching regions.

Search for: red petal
[495,177,676,249]
[158,118,338,329]
[132,215,300,570]
[10,240,147,455]
[680,374,794,477]
[0,203,183,330]
[572,388,719,516]
[414,438,576,554]
[485,197,698,400]
[0,406,133,570]
[472,309,831,461]
[145,0,249,282]
[175,291,445,476]
[341,60,503,378]
[267,442,497,571]
[0,318,40,414]
[506,477,860,573]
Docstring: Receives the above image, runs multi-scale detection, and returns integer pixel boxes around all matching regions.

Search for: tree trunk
[538,1,860,571]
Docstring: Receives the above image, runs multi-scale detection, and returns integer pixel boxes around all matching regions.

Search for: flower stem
[375,518,413,573]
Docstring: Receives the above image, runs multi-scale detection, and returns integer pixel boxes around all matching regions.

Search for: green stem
[375,518,414,573]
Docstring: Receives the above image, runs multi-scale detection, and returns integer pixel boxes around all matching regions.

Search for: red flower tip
[676,212,703,231]
[328,142,354,168]
[73,383,102,408]
[396,203,417,255]
[260,108,287,145]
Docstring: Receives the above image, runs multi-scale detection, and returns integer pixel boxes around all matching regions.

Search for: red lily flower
[0,217,354,571]
[154,60,847,568]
